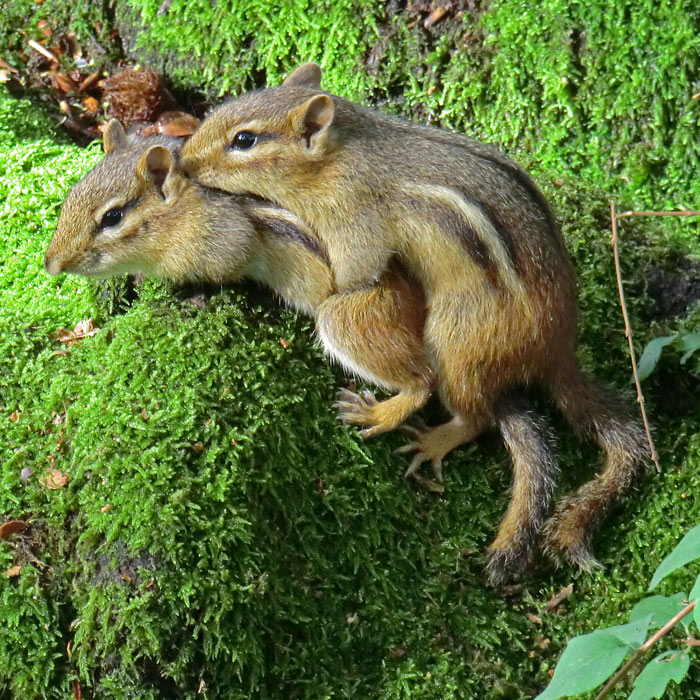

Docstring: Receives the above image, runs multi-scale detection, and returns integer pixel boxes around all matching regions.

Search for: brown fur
[179,64,648,573]
[45,123,564,584]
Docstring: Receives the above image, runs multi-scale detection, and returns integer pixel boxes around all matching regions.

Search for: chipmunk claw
[400,442,445,491]
[334,388,378,427]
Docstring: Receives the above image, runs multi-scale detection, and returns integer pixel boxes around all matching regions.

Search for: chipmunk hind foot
[397,414,485,485]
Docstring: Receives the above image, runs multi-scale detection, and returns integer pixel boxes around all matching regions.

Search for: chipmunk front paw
[334,388,383,438]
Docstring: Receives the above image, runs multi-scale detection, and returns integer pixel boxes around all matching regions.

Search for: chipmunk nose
[44,252,64,275]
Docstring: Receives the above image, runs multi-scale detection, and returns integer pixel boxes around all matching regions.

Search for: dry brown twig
[593,600,697,700]
[618,209,700,218]
[609,200,661,472]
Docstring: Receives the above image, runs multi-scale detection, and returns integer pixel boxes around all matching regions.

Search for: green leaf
[637,335,676,380]
[535,616,652,700]
[678,332,700,364]
[689,573,700,632]
[650,524,700,590]
[630,593,688,632]
[628,651,690,700]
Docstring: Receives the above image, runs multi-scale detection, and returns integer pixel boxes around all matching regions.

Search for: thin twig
[593,600,697,700]
[609,200,661,473]
[617,210,700,218]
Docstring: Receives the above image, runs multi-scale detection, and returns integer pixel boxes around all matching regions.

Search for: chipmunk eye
[99,207,123,229]
[230,131,258,150]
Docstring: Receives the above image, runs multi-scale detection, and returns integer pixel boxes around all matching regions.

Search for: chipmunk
[45,121,561,584]
[179,63,648,572]
[45,121,435,436]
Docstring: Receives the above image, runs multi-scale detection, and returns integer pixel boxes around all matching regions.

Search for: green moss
[1,0,700,698]
[112,0,385,100]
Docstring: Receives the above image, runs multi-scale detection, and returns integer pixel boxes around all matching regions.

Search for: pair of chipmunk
[45,63,646,585]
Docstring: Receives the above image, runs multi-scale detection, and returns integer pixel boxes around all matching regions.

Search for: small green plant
[637,332,700,381]
[536,524,700,700]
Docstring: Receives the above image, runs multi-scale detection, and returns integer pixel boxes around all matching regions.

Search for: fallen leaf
[37,20,53,38]
[9,410,19,422]
[543,583,574,612]
[0,521,26,540]
[27,38,59,65]
[100,504,112,513]
[20,467,33,485]
[4,565,21,578]
[279,338,289,349]
[410,473,445,494]
[155,110,200,137]
[527,612,543,625]
[64,32,82,61]
[40,468,69,489]
[534,634,550,649]
[0,58,19,74]
[50,72,77,93]
[73,318,98,338]
[424,6,448,27]
[78,71,101,93]
[56,318,99,346]
[389,644,406,658]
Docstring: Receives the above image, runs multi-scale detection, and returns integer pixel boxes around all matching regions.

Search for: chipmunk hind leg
[316,277,434,438]
[542,364,648,568]
[486,394,558,585]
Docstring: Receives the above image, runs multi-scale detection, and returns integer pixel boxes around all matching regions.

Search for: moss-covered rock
[1,1,700,698]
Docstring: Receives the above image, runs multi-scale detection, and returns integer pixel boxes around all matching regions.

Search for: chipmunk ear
[136,145,178,199]
[291,94,334,152]
[103,120,127,154]
[282,62,322,89]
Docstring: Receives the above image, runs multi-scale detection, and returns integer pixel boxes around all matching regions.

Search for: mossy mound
[1,1,700,698]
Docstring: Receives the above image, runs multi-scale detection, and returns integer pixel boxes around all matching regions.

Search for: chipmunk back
[180,65,647,573]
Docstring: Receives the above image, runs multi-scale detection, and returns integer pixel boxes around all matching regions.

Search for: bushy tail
[486,393,558,585]
[542,365,648,568]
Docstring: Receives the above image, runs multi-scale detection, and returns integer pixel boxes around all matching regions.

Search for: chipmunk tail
[542,365,648,568]
[486,393,558,585]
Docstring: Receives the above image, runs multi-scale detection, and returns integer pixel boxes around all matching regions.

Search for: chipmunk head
[181,63,336,195]
[45,121,194,278]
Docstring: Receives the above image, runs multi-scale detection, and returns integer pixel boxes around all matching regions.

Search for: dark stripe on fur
[469,196,518,269]
[251,211,330,265]
[408,196,496,277]
[468,151,560,245]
